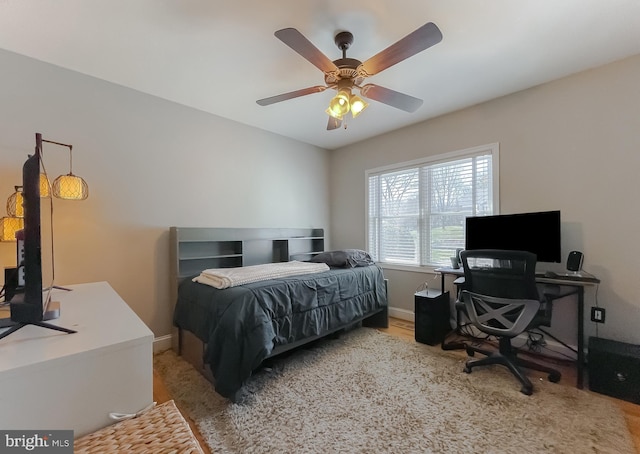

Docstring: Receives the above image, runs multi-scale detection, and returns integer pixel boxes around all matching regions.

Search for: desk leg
[439,272,466,351]
[577,287,584,389]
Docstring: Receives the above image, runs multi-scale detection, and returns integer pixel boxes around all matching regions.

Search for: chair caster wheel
[520,386,533,396]
[465,347,475,357]
[463,365,472,374]
[548,372,561,383]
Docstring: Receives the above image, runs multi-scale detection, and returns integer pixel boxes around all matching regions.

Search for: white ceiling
[1,1,640,150]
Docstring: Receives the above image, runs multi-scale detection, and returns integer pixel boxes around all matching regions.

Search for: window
[367,143,499,267]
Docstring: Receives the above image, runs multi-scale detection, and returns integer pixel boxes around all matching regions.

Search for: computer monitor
[465,210,561,263]
[9,144,45,322]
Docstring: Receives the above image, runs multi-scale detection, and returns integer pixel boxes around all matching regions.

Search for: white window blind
[367,143,499,267]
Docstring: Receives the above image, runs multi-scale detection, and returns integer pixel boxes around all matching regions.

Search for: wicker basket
[75,400,204,454]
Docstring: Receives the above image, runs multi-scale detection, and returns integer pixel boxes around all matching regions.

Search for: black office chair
[455,249,561,395]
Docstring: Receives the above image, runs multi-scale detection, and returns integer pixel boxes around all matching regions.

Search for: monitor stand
[1,300,64,328]
[0,319,76,341]
[0,301,76,341]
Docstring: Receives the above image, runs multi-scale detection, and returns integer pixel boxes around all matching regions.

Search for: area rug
[154,329,635,454]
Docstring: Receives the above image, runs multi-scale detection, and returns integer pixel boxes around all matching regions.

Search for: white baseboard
[388,306,414,322]
[153,334,172,354]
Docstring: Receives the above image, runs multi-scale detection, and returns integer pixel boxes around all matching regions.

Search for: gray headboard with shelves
[169,227,325,318]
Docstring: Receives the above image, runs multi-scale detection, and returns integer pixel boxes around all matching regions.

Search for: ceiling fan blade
[275,28,339,74]
[358,22,442,77]
[256,86,327,106]
[360,84,423,113]
[327,116,342,130]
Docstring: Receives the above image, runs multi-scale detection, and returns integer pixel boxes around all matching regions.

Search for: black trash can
[414,290,450,346]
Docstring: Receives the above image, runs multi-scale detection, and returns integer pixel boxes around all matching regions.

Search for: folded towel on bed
[193,260,330,289]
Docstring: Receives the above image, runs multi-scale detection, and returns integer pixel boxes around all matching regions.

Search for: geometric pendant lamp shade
[0,216,24,242]
[40,135,89,201]
[3,187,24,241]
[6,187,24,218]
[40,173,51,198]
[52,173,89,200]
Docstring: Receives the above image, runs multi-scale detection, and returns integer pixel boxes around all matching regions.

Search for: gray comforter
[173,265,387,399]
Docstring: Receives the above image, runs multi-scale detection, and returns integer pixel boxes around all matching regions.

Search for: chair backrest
[461,290,541,337]
[460,249,539,300]
[459,249,542,337]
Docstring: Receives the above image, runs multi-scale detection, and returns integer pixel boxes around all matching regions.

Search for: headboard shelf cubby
[170,226,325,288]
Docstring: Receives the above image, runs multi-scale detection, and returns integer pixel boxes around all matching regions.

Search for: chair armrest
[453,277,465,286]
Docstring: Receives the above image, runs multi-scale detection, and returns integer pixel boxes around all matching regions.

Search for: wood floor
[153,367,213,454]
[154,318,640,453]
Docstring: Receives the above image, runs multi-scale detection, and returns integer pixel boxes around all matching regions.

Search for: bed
[169,227,388,401]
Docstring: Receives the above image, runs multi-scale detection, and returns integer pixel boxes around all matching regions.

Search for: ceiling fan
[256,22,443,130]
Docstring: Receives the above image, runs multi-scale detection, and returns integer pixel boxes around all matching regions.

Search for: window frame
[365,143,500,272]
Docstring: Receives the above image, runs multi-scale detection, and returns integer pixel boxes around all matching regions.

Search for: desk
[435,267,600,389]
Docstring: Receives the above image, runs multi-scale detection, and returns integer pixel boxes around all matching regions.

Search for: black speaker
[567,250,583,272]
[415,290,450,346]
[589,337,640,404]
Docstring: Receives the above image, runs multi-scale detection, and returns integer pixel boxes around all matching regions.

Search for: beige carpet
[155,328,635,454]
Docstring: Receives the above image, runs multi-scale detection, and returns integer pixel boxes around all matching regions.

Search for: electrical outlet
[591,307,606,323]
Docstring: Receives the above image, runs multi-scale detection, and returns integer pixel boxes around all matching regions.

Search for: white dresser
[0,281,154,437]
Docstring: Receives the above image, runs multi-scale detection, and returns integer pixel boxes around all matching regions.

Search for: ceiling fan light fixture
[350,94,368,118]
[327,98,347,118]
[325,107,343,120]
[328,87,351,118]
[336,87,351,103]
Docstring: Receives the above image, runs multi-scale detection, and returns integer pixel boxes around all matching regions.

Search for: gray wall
[330,54,640,347]
[3,46,639,350]
[0,49,331,337]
